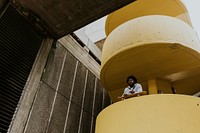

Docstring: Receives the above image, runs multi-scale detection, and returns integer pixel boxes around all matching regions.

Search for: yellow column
[148,79,158,94]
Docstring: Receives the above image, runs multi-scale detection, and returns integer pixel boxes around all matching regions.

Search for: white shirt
[123,83,142,96]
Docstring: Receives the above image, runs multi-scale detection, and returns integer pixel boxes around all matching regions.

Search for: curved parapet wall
[95,95,200,133]
[105,0,190,35]
[100,15,200,101]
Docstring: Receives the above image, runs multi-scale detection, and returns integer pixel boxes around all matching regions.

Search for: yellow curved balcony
[95,94,200,133]
[105,0,191,35]
[101,15,200,102]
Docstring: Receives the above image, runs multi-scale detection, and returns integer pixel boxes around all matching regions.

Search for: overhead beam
[13,0,136,39]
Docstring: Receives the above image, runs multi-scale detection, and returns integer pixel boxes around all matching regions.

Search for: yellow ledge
[117,91,147,100]
[96,94,200,133]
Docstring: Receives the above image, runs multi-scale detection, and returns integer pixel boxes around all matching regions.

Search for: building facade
[1,5,111,133]
[1,0,200,133]
[97,0,200,132]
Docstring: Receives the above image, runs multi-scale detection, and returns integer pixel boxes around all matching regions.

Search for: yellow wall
[96,95,200,133]
[101,15,200,102]
[105,0,190,35]
[98,0,200,133]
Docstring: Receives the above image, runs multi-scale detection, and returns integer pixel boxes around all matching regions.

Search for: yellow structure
[96,95,200,133]
[97,0,200,132]
[105,0,192,36]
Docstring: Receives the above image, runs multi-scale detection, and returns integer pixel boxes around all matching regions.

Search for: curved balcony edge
[95,94,200,133]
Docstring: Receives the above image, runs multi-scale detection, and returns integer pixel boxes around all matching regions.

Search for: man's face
[128,78,135,86]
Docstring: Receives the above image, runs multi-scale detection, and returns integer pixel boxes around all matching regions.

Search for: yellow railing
[96,94,200,133]
[117,91,147,100]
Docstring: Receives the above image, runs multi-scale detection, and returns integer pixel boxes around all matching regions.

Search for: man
[122,75,142,98]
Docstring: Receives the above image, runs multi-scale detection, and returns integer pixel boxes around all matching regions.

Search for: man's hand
[123,94,128,97]
[129,90,135,94]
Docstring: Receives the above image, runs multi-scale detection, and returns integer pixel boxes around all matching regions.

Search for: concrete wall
[9,36,111,133]
[24,42,110,133]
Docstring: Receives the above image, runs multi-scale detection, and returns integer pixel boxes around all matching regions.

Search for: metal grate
[0,5,43,133]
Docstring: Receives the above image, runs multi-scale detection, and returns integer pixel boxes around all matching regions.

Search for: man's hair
[127,75,138,83]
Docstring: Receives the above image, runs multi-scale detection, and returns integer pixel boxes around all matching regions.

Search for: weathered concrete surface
[15,0,136,38]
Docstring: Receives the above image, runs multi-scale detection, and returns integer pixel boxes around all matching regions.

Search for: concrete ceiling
[11,0,136,39]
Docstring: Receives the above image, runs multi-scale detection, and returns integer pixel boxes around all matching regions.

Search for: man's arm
[134,84,142,93]
[122,88,127,96]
